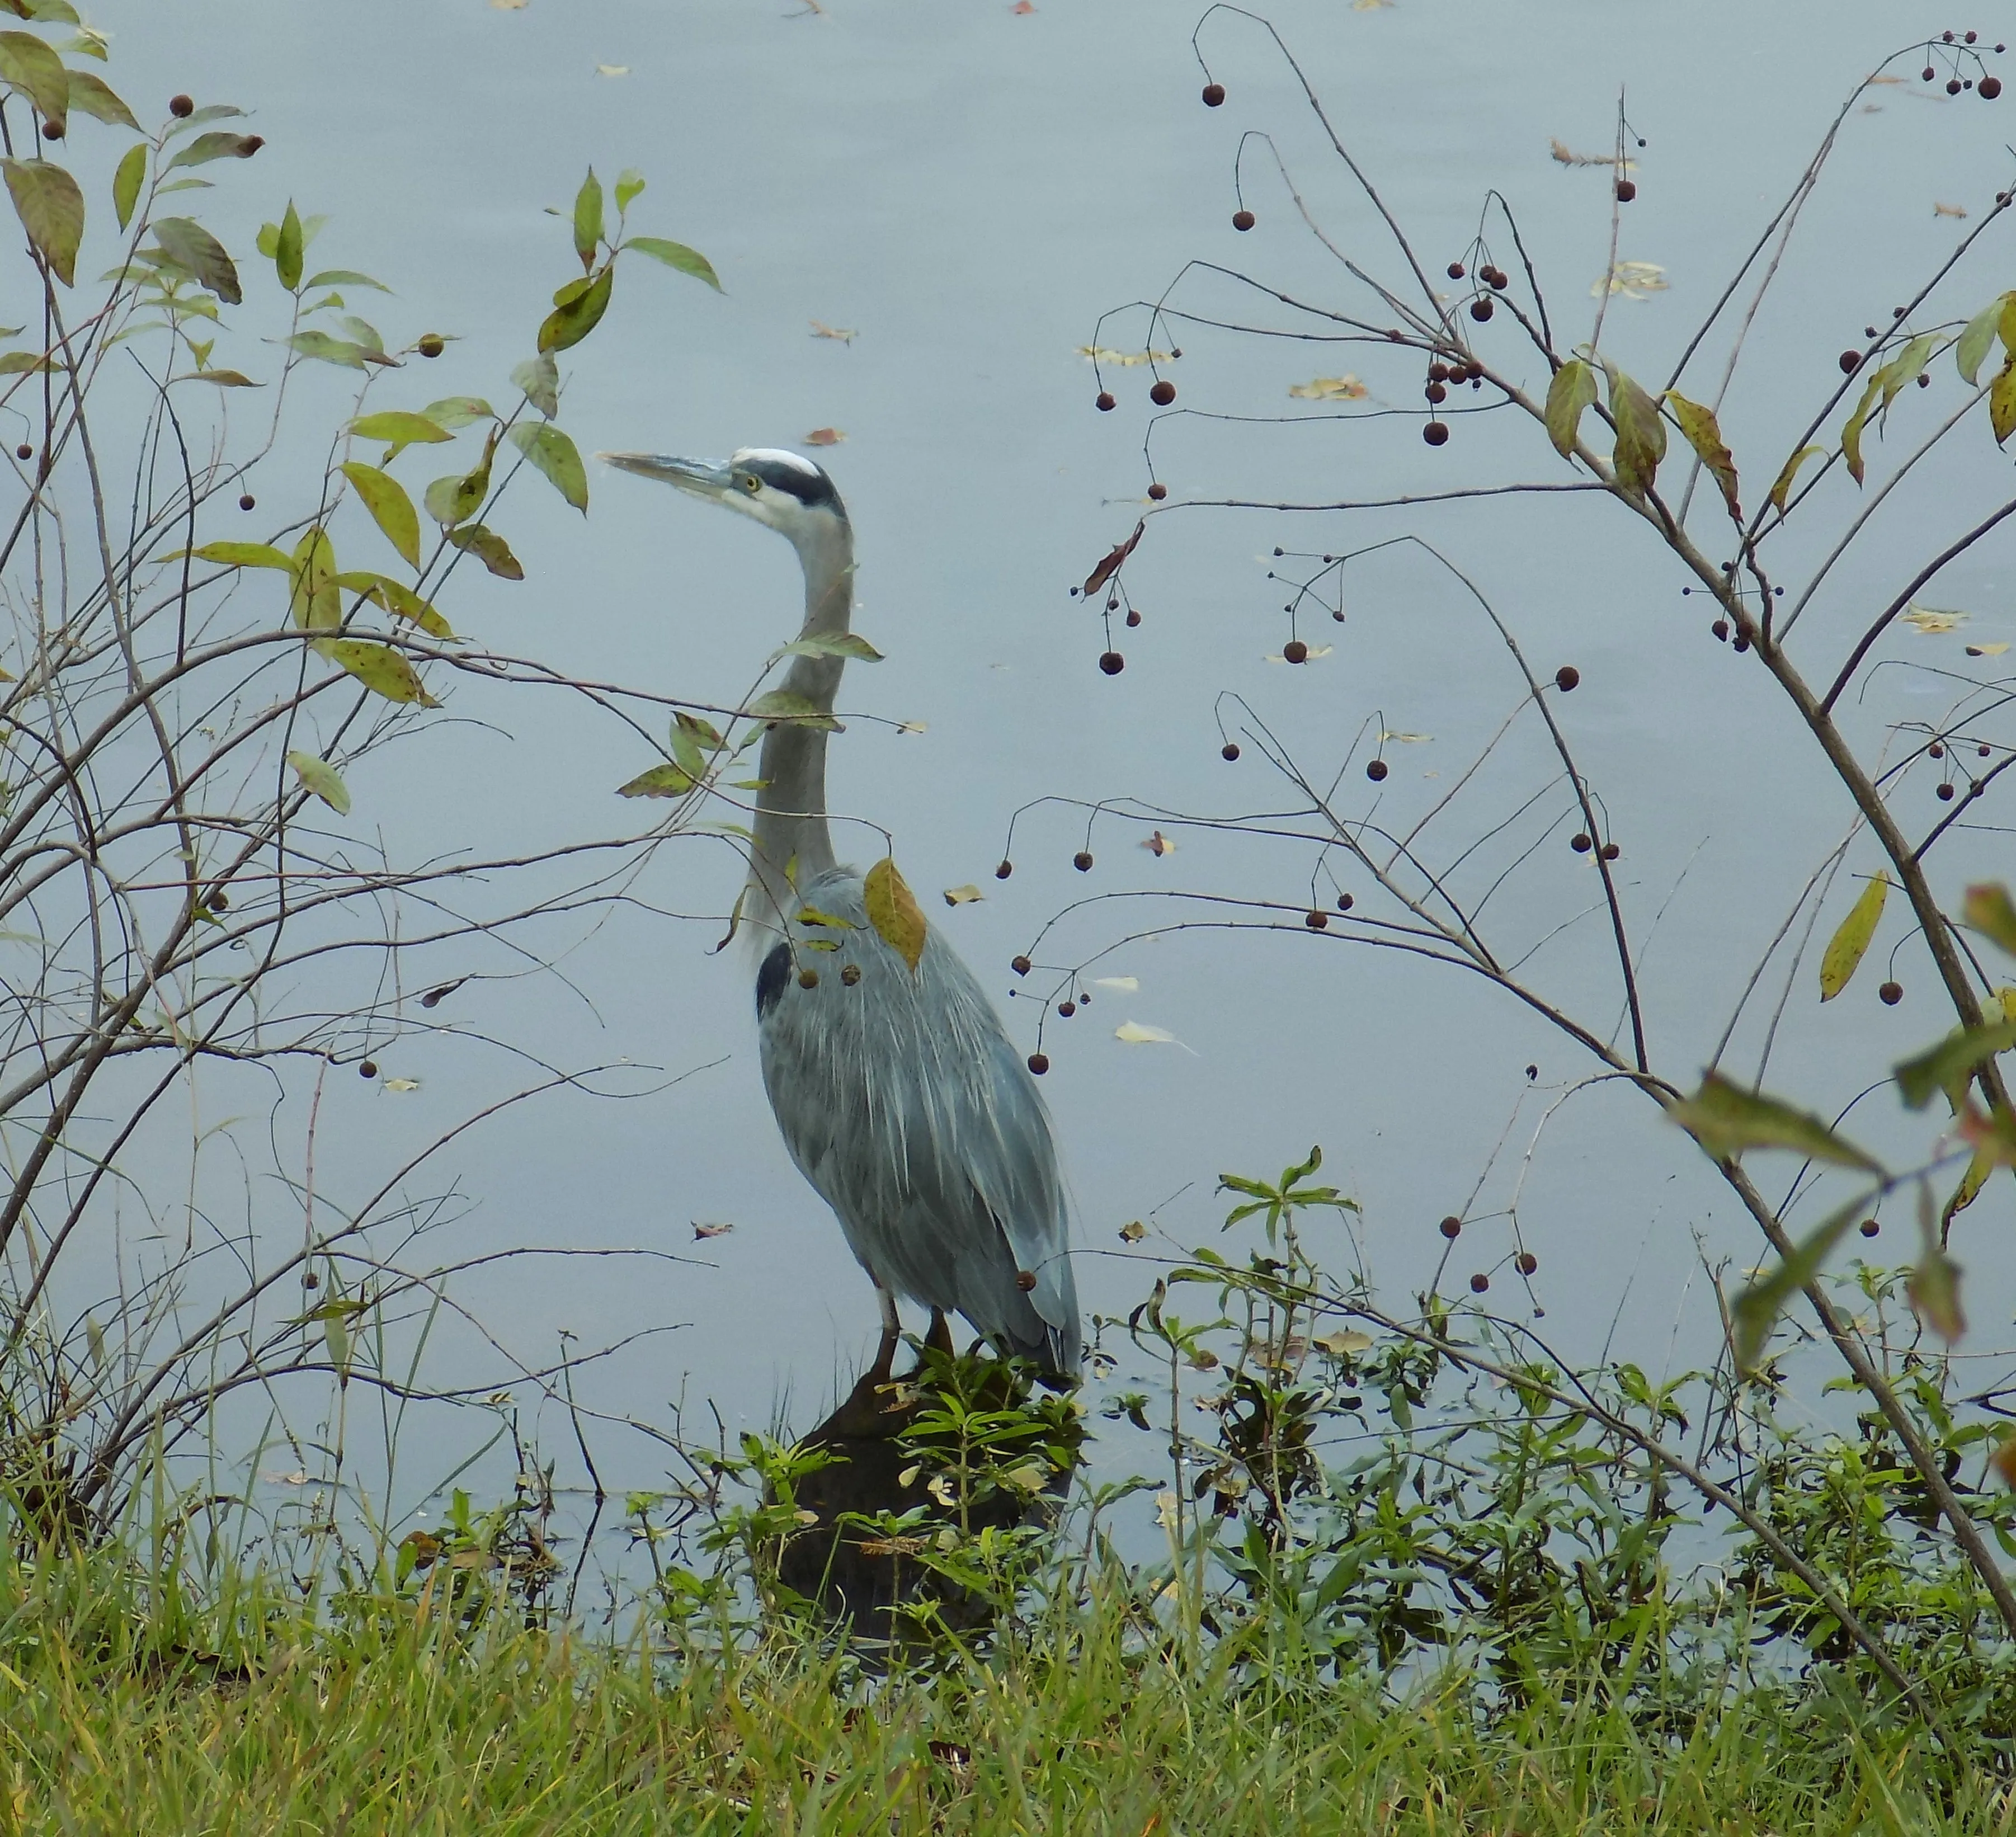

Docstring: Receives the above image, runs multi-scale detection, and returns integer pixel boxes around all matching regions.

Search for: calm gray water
[64,0,2016,1533]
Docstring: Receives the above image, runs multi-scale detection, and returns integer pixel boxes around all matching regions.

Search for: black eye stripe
[745,456,843,512]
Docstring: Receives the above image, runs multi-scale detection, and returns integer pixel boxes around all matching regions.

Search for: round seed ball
[1232,209,1255,232]
[1201,82,1226,106]
[1439,1216,1461,1239]
[841,963,861,985]
[1011,954,1031,975]
[1555,665,1580,691]
[1712,619,1729,640]
[1469,298,1494,323]
[1423,421,1450,446]
[1221,742,1241,761]
[1305,910,1328,930]
[1571,833,1593,852]
[1335,891,1354,911]
[1283,639,1308,663]
[418,333,445,358]
[1099,651,1125,675]
[1027,1052,1049,1075]
[1095,391,1116,412]
[1147,482,1167,501]
[1365,759,1388,782]
[1058,1000,1076,1017]
[1600,842,1620,861]
[13,444,29,461]
[1515,1252,1538,1275]
[1937,781,1957,801]
[239,493,256,511]
[1447,261,1465,280]
[1073,850,1094,872]
[996,860,1014,880]
[1982,76,2004,99]
[360,1060,379,1078]
[798,968,818,989]
[1859,1218,1879,1237]
[1839,349,1862,374]
[1469,1273,1490,1294]
[1150,379,1176,406]
[1615,178,1636,202]
[1880,981,1903,1006]
[169,93,194,117]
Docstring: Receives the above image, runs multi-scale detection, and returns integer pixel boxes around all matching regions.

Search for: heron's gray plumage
[759,867,1078,1371]
[601,443,1081,1377]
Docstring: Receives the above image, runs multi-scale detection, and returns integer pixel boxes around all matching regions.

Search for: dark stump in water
[770,1341,1082,1646]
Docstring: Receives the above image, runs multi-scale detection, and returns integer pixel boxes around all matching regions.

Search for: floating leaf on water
[1548,138,1637,169]
[1380,731,1433,743]
[1934,200,1968,219]
[1818,871,1886,1002]
[1115,1019,1185,1047]
[1288,375,1368,401]
[1266,645,1333,662]
[1143,830,1175,855]
[1591,260,1667,300]
[692,1220,735,1240]
[1118,1219,1146,1242]
[383,1076,421,1092]
[595,63,629,76]
[803,426,844,446]
[809,319,856,343]
[1093,976,1139,992]
[1901,604,1967,633]
[1315,1329,1374,1356]
[1076,346,1177,366]
[1966,642,2011,657]
[942,884,983,906]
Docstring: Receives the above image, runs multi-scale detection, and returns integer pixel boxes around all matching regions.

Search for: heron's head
[598,447,849,559]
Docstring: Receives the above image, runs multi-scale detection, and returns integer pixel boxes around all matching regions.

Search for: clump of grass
[0,1528,2000,1834]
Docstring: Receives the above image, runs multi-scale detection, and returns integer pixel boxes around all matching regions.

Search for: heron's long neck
[748,518,853,931]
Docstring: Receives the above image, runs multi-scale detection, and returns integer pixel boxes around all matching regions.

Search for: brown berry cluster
[1921,29,2005,97]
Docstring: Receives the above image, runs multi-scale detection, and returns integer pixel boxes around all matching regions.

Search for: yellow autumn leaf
[1288,375,1368,401]
[1819,872,1886,1002]
[864,856,926,974]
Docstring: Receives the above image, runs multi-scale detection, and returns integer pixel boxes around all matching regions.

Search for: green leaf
[163,130,261,172]
[537,262,612,354]
[1992,357,2016,447]
[864,856,926,974]
[1895,1018,2016,1111]
[285,749,351,815]
[616,762,697,799]
[795,905,854,930]
[625,235,721,291]
[289,526,339,632]
[512,352,558,419]
[346,409,452,462]
[1663,389,1740,520]
[572,166,603,270]
[1767,444,1823,516]
[1544,357,1596,459]
[334,571,453,639]
[423,425,497,528]
[187,540,291,571]
[152,216,241,304]
[780,632,884,662]
[285,330,370,370]
[1818,871,1886,1002]
[1958,293,2009,384]
[0,349,56,374]
[273,198,302,293]
[1908,1184,1966,1342]
[1669,1070,1881,1171]
[64,68,136,131]
[1603,362,1665,496]
[614,168,645,213]
[1730,1197,1864,1374]
[1841,369,1885,484]
[185,368,258,387]
[1965,883,2016,957]
[0,31,68,133]
[2,157,82,286]
[445,523,522,580]
[111,140,143,230]
[748,689,840,730]
[505,421,588,512]
[417,395,493,430]
[165,103,244,134]
[1883,332,1937,407]
[301,267,386,292]
[340,461,421,569]
[318,637,437,706]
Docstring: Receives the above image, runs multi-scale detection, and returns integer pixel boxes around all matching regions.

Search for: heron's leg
[866,1285,902,1386]
[925,1310,955,1359]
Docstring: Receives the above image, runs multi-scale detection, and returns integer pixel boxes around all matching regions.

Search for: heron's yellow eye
[739,473,761,494]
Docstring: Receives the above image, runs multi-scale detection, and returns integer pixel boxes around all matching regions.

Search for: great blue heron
[602,447,1081,1383]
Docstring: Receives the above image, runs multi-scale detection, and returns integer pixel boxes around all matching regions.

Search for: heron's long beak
[596,452,736,501]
